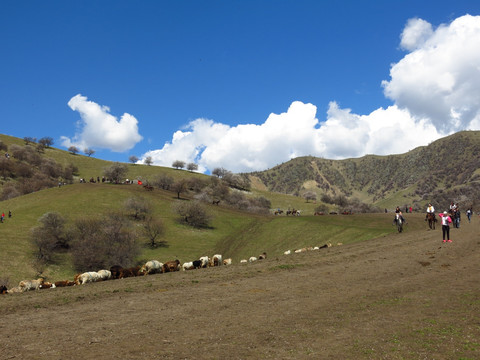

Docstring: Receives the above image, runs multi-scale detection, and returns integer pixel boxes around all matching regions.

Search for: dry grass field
[1,213,479,359]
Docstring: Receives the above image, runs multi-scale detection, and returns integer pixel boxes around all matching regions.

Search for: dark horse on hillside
[426,212,436,230]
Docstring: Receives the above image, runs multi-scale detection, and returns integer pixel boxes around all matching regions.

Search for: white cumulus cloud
[141,14,480,173]
[61,94,143,152]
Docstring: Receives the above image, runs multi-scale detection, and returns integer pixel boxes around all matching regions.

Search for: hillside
[0,131,478,285]
[248,131,480,211]
[1,213,479,359]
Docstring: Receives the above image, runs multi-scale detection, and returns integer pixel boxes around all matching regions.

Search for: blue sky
[1,1,480,173]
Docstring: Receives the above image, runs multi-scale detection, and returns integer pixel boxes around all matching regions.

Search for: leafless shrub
[153,173,174,190]
[173,200,213,228]
[40,158,63,178]
[15,162,34,178]
[124,196,151,220]
[0,183,20,200]
[103,162,128,183]
[143,216,166,248]
[70,214,139,271]
[0,157,14,179]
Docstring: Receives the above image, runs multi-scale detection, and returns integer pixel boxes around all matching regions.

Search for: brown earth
[1,213,479,360]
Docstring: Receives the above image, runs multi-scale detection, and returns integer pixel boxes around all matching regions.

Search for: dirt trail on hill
[1,213,479,359]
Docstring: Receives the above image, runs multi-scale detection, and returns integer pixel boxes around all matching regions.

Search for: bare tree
[173,200,213,228]
[144,156,153,166]
[124,196,151,220]
[23,136,36,145]
[129,155,139,164]
[103,162,128,183]
[172,160,185,169]
[143,216,166,248]
[0,157,14,180]
[153,173,174,190]
[187,162,198,172]
[30,212,68,264]
[84,148,95,157]
[212,167,226,178]
[38,137,54,148]
[68,145,80,155]
[70,214,139,271]
[171,179,188,199]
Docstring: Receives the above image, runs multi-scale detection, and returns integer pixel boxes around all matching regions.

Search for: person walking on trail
[439,211,452,243]
[466,207,472,223]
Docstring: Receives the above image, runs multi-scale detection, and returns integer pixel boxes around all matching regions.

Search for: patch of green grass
[272,264,303,271]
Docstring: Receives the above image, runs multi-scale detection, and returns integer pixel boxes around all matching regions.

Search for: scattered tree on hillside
[314,204,329,214]
[38,137,54,148]
[36,143,45,153]
[171,179,188,199]
[23,136,36,145]
[187,162,198,172]
[129,155,139,164]
[0,183,20,201]
[84,148,95,157]
[68,146,80,155]
[40,158,63,178]
[144,156,153,166]
[172,160,185,169]
[70,213,139,271]
[212,167,226,178]
[0,157,14,180]
[124,196,151,220]
[153,173,174,190]
[142,216,166,248]
[103,162,128,183]
[30,212,68,264]
[173,200,213,228]
[303,191,317,203]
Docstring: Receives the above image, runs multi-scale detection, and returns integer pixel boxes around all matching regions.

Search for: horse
[426,212,436,230]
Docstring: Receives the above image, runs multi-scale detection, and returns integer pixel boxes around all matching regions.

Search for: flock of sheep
[1,243,341,295]
[0,252,270,295]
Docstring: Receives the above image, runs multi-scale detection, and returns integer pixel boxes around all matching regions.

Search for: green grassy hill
[1,131,476,285]
[0,180,397,285]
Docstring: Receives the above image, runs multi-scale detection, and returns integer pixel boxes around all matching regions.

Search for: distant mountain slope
[248,131,480,210]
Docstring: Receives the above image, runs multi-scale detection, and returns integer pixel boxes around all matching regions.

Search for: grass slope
[0,180,401,285]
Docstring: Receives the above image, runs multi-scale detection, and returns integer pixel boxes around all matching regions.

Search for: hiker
[439,211,452,243]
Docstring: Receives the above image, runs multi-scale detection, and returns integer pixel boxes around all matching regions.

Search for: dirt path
[1,213,479,359]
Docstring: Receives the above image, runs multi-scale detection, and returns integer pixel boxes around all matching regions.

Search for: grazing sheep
[39,282,56,289]
[199,256,209,268]
[213,254,223,266]
[74,272,101,285]
[54,280,75,287]
[284,250,291,255]
[97,269,112,281]
[258,252,267,260]
[7,287,22,294]
[18,278,44,292]
[182,262,195,271]
[140,260,163,275]
[248,256,258,263]
[223,258,232,266]
[240,259,247,263]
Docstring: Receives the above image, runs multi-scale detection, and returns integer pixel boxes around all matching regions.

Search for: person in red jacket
[439,211,452,243]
